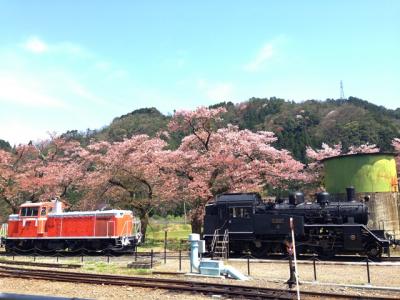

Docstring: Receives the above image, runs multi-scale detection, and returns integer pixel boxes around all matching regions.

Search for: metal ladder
[211,228,229,260]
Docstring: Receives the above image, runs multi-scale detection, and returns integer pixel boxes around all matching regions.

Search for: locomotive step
[214,247,227,251]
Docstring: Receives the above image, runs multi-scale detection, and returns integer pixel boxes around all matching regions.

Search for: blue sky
[0,1,399,145]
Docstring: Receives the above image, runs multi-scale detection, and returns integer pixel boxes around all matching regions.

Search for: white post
[188,233,200,273]
[290,217,300,300]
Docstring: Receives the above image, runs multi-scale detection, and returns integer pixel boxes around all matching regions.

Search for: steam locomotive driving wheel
[366,242,382,260]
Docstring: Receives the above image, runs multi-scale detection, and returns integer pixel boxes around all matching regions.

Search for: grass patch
[83,261,116,273]
[138,218,192,252]
[146,222,191,240]
[82,261,152,276]
[133,268,152,275]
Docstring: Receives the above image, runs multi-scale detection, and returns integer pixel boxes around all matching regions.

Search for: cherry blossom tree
[0,149,18,212]
[35,135,88,205]
[392,138,400,152]
[347,143,380,154]
[306,143,343,162]
[0,134,88,216]
[81,135,171,240]
[0,145,45,212]
[166,107,308,233]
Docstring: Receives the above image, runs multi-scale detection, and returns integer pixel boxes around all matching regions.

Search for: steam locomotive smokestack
[316,192,330,205]
[346,187,356,202]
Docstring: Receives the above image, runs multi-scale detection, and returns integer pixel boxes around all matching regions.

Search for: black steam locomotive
[204,188,398,259]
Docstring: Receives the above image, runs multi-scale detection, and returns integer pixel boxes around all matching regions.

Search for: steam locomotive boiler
[204,188,397,259]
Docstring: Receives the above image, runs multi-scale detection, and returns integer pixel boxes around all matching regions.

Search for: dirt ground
[1,256,400,299]
[0,278,209,300]
[152,256,400,287]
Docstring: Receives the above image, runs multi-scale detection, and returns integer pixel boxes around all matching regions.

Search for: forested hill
[42,97,400,161]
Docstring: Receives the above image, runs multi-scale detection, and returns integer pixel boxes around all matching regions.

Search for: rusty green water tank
[323,153,398,194]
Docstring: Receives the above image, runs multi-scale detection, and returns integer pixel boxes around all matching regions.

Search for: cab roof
[20,202,53,207]
[216,193,262,203]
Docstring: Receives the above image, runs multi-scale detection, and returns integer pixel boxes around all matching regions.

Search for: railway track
[2,250,400,261]
[0,265,398,299]
[0,258,81,269]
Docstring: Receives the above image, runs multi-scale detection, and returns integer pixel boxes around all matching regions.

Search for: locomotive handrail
[222,229,229,259]
[131,219,141,236]
[0,223,7,248]
[120,220,128,237]
[210,229,219,253]
[305,223,390,243]
[209,219,229,253]
[0,223,7,237]
[106,221,115,237]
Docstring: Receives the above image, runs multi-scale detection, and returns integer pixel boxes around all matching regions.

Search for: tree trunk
[191,218,202,235]
[139,210,149,243]
[2,197,18,214]
[189,204,205,235]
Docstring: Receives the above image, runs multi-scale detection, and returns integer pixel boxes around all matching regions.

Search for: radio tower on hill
[340,80,345,99]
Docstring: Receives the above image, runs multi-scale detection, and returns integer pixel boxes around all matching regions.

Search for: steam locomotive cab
[204,188,392,259]
[204,193,305,257]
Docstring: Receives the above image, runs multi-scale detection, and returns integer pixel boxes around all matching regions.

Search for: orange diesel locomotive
[4,199,142,253]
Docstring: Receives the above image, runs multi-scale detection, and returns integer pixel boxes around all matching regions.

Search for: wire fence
[1,246,399,288]
[2,233,400,289]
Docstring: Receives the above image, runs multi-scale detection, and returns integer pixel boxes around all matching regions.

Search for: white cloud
[206,83,234,100]
[54,42,89,57]
[196,79,234,101]
[24,36,48,54]
[244,43,274,72]
[0,118,50,145]
[0,73,66,108]
[93,60,129,81]
[66,79,109,106]
[23,36,89,57]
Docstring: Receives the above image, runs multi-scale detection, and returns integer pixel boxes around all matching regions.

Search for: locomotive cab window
[229,207,252,219]
[40,207,47,216]
[20,207,39,217]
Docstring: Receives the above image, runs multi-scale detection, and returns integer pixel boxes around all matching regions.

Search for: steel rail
[0,259,81,269]
[0,265,397,300]
[0,269,294,299]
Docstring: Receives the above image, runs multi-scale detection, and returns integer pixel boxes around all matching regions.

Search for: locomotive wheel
[33,241,52,255]
[5,240,16,254]
[251,247,267,258]
[366,243,382,260]
[317,248,335,259]
[250,243,268,258]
